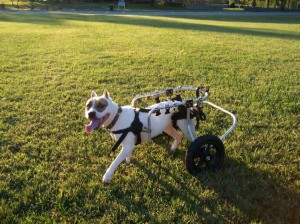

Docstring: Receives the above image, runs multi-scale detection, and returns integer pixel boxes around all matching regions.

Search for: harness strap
[106,106,122,130]
[191,107,206,129]
[110,128,130,152]
[110,110,143,152]
[131,110,143,145]
[136,108,151,113]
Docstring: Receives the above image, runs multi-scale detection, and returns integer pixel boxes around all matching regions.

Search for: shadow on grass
[133,156,299,223]
[173,14,300,24]
[1,14,300,40]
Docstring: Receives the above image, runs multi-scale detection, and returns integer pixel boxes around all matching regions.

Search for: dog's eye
[97,104,104,110]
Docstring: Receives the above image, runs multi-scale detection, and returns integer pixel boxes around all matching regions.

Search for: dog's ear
[103,90,110,98]
[91,91,97,98]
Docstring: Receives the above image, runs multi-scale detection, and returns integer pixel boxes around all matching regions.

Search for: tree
[280,0,286,9]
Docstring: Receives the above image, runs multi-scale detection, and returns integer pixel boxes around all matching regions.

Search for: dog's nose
[88,111,96,120]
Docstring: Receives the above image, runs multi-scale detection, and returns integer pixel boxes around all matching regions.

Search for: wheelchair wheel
[186,134,225,175]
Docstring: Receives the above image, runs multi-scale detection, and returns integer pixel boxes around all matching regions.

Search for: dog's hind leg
[164,123,182,152]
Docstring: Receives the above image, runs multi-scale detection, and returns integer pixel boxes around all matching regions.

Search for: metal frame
[131,86,206,107]
[202,101,237,141]
[131,87,237,142]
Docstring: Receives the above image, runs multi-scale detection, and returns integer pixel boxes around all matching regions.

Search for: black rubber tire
[186,134,225,176]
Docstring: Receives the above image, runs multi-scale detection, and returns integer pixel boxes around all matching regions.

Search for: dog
[85,90,196,182]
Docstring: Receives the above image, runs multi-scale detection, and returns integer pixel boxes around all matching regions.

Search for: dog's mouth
[85,113,110,133]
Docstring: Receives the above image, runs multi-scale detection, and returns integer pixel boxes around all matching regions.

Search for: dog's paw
[125,157,131,164]
[102,173,112,183]
[170,142,179,152]
[170,135,182,152]
[170,145,177,152]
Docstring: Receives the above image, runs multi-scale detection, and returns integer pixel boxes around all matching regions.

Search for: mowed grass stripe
[0,14,299,223]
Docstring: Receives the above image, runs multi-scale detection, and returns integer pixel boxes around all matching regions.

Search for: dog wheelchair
[131,87,237,175]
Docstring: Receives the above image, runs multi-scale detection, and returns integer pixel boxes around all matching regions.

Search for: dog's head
[85,90,113,133]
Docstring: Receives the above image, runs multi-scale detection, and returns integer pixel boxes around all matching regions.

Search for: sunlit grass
[0,14,299,223]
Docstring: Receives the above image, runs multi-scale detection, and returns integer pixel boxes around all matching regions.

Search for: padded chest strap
[110,110,143,152]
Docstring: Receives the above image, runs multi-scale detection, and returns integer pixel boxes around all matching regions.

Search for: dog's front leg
[125,154,132,164]
[102,144,134,183]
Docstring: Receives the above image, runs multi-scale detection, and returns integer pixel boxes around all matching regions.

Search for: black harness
[171,94,206,130]
[109,109,143,152]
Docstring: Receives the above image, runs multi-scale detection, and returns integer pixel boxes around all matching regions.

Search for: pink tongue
[85,126,91,133]
[85,120,101,133]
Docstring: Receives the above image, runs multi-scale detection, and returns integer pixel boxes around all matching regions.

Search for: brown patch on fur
[95,98,108,112]
[86,99,93,110]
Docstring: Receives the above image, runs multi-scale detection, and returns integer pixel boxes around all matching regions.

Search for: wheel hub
[205,155,211,161]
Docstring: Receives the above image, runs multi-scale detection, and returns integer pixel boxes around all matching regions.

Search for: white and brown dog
[85,90,196,182]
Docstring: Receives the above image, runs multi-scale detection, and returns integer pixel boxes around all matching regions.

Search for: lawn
[0,13,299,223]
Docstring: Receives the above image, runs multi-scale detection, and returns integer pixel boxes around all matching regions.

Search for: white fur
[85,92,196,183]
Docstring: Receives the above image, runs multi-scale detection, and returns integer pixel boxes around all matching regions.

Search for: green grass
[0,13,299,223]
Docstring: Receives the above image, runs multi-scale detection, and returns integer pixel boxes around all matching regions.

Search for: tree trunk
[281,0,286,10]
